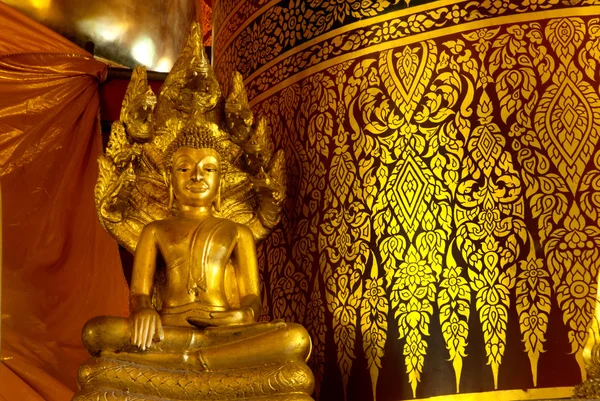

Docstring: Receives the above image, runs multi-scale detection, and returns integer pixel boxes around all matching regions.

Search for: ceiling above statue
[3,0,213,72]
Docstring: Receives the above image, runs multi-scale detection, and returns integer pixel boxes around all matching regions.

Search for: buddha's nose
[192,165,203,181]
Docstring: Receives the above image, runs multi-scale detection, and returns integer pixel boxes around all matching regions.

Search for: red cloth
[0,3,129,399]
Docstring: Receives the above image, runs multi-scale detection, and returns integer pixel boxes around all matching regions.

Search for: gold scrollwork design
[228,7,600,401]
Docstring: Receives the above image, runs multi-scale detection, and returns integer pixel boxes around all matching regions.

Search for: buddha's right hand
[131,307,165,350]
[187,307,255,328]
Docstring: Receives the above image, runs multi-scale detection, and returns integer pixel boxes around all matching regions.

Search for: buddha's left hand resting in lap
[82,125,311,372]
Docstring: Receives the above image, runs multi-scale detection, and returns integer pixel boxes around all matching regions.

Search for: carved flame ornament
[95,22,286,253]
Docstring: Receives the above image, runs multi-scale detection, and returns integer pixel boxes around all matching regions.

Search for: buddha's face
[171,147,221,208]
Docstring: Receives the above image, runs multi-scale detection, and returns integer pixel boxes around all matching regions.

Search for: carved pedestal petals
[75,357,314,401]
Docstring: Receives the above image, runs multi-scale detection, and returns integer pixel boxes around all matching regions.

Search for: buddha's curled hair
[164,124,226,169]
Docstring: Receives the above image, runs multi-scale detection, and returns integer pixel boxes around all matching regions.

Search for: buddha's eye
[178,167,190,172]
[204,164,218,172]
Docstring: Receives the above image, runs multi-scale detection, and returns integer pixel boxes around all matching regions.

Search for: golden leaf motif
[534,64,600,193]
[326,146,356,208]
[580,152,600,221]
[323,258,360,400]
[546,18,586,64]
[379,41,437,122]
[361,274,388,401]
[516,246,551,386]
[385,152,436,241]
[579,18,600,81]
[454,70,526,387]
[438,240,471,393]
[308,113,332,159]
[543,205,600,378]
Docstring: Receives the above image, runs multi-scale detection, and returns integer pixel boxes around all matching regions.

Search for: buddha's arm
[130,224,164,349]
[234,225,262,320]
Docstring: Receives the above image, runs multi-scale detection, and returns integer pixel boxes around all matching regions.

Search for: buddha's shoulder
[141,217,191,235]
[145,218,177,228]
[140,219,169,236]
[209,217,254,240]
[212,217,250,234]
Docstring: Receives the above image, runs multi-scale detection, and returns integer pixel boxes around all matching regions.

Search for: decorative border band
[213,0,600,100]
[247,4,600,106]
[411,386,573,401]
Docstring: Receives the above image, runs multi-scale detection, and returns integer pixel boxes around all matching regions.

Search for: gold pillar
[214,1,600,400]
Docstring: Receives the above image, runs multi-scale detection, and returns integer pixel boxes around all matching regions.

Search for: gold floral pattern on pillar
[315,62,385,400]
[253,74,330,394]
[216,3,600,400]
[368,41,449,398]
[495,18,600,382]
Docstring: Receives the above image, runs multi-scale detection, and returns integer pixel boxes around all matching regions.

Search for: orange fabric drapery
[0,4,129,400]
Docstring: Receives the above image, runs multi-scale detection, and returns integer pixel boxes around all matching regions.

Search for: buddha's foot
[73,357,315,401]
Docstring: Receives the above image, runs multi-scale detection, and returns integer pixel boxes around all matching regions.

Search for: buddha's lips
[187,183,209,193]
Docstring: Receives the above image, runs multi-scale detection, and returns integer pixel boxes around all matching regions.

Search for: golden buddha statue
[74,22,314,401]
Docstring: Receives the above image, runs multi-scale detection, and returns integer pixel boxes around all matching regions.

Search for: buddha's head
[165,125,225,212]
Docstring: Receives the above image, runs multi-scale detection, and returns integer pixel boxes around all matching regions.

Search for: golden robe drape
[0,4,129,400]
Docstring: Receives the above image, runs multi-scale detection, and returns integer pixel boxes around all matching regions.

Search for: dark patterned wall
[213,1,600,400]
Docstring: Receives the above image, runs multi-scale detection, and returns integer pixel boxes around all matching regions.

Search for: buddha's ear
[164,171,175,210]
[214,161,226,213]
[214,184,222,213]
[168,183,174,210]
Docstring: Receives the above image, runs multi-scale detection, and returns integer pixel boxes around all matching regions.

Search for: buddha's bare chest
[154,219,237,284]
